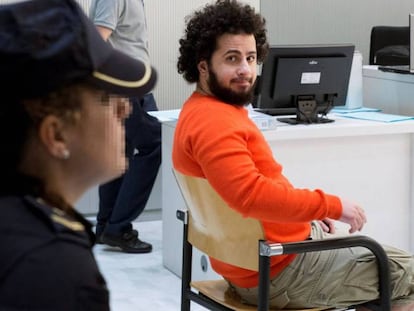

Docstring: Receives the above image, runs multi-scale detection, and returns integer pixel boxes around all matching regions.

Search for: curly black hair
[177,0,268,83]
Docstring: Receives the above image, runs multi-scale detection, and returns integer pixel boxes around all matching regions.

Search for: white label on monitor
[301,72,321,84]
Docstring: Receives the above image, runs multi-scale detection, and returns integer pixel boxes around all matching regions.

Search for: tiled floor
[93,220,206,310]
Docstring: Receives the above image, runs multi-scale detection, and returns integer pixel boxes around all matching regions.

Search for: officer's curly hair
[177,0,268,83]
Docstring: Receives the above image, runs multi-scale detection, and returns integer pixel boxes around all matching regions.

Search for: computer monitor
[411,13,414,72]
[254,44,355,124]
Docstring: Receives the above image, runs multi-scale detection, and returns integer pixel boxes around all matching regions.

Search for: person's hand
[338,198,367,233]
[317,218,336,233]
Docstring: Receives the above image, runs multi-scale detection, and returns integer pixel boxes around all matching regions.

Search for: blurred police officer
[0,0,156,309]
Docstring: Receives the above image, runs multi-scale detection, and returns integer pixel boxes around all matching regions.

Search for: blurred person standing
[89,0,161,253]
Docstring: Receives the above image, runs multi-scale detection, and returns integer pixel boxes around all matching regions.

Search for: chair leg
[181,218,192,311]
[258,240,270,311]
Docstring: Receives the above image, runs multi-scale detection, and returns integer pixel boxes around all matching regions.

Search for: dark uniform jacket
[0,195,109,310]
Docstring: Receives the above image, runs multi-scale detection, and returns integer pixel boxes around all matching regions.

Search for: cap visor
[89,48,157,97]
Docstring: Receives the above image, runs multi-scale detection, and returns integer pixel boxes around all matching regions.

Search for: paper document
[332,106,381,114]
[148,109,181,122]
[340,111,414,122]
[248,110,278,131]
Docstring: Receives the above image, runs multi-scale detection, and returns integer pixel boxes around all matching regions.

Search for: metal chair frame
[174,172,391,311]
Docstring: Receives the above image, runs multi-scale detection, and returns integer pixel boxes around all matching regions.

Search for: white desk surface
[264,116,414,140]
[153,109,414,139]
[363,65,414,116]
[363,65,414,83]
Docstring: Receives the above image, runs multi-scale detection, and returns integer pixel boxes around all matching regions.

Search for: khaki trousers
[231,222,414,309]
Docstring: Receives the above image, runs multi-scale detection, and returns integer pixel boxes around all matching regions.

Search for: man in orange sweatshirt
[173,0,414,310]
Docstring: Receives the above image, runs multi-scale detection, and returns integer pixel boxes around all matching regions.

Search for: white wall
[0,0,257,111]
[261,0,414,65]
[145,0,260,110]
[105,0,414,109]
[3,0,412,109]
[75,0,259,110]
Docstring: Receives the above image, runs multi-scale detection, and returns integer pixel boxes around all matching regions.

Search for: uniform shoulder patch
[51,213,85,231]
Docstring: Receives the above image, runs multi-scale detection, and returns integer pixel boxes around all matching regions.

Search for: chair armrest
[258,236,391,310]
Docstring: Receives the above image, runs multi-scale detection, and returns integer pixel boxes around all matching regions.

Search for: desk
[162,115,414,280]
[363,65,414,115]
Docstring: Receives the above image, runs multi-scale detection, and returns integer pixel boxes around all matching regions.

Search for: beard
[208,67,255,107]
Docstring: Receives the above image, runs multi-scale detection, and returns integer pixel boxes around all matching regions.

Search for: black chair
[174,171,392,311]
[369,26,409,65]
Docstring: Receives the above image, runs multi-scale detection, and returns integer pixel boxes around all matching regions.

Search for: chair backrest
[174,170,265,271]
[369,26,410,65]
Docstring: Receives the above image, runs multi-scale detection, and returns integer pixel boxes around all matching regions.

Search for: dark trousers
[96,93,161,236]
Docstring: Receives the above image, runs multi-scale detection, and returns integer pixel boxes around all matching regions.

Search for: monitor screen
[411,13,414,71]
[253,44,355,124]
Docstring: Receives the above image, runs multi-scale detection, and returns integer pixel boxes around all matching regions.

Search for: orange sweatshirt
[172,92,342,288]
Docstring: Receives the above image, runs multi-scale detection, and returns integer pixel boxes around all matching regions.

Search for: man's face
[198,33,258,106]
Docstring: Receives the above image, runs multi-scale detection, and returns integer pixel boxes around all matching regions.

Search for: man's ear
[197,60,208,75]
[38,115,70,160]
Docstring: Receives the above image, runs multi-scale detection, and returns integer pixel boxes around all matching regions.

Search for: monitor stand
[277,98,334,125]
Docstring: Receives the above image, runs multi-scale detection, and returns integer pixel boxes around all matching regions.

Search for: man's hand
[339,198,367,233]
[317,218,336,233]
